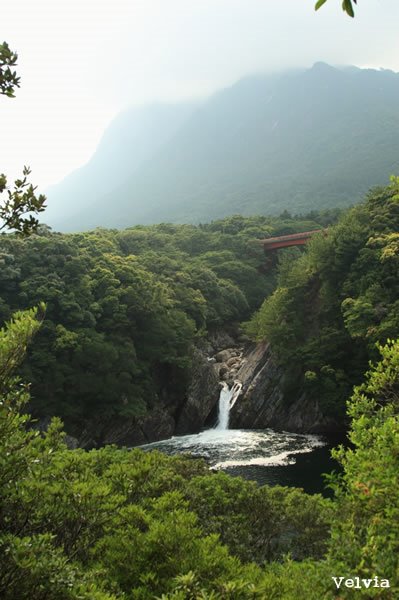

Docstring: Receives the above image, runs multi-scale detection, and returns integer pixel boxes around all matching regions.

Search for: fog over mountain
[43,103,196,227]
[46,63,399,232]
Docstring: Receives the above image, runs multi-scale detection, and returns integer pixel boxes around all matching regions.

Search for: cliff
[229,342,342,433]
[73,343,222,449]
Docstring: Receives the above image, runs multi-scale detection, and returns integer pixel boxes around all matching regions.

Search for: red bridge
[259,229,324,251]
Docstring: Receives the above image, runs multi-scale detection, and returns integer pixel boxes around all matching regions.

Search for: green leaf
[315,0,328,10]
[342,0,355,17]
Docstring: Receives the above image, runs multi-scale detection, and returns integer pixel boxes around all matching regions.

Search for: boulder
[214,349,232,363]
[218,365,229,377]
[226,356,240,368]
[208,330,237,352]
[79,407,176,448]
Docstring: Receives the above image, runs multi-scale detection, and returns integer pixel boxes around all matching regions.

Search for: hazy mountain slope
[49,64,399,231]
[45,103,196,228]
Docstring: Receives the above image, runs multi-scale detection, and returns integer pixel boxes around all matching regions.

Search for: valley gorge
[4,184,397,453]
[67,330,343,450]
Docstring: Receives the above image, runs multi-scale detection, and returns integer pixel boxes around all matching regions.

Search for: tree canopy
[0,212,333,434]
[246,178,399,421]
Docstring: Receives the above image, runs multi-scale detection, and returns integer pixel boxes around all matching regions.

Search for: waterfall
[215,381,243,431]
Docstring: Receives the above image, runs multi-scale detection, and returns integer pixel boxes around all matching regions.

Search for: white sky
[1,0,399,189]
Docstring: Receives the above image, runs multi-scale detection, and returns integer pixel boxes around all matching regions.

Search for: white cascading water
[215,381,243,430]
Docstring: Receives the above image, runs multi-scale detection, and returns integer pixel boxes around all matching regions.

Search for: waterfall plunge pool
[140,380,341,497]
[140,428,339,496]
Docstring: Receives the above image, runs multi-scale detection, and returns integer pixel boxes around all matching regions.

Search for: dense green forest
[246,178,399,423]
[1,309,398,598]
[0,211,337,432]
[1,178,398,434]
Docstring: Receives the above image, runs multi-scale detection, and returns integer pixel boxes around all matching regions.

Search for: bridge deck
[260,229,323,251]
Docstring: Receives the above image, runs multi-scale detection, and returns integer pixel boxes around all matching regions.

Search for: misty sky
[1,0,399,190]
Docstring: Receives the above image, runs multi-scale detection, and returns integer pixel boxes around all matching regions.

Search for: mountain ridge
[46,63,399,231]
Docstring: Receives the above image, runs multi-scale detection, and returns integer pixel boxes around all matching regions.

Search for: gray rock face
[226,356,240,368]
[207,330,237,353]
[77,407,175,449]
[64,434,79,449]
[75,343,223,448]
[230,342,341,433]
[214,349,233,363]
[102,408,175,447]
[174,347,220,434]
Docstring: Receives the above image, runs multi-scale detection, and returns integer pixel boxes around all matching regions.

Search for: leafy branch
[0,41,20,97]
[1,43,47,235]
[0,167,47,235]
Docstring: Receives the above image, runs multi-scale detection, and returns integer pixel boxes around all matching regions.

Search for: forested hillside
[0,211,333,434]
[2,179,398,438]
[46,63,399,231]
[246,177,399,423]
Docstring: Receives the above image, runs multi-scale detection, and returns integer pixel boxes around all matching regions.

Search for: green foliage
[0,305,44,391]
[0,41,20,97]
[0,212,329,430]
[0,310,333,599]
[1,308,399,598]
[0,356,331,598]
[0,310,115,599]
[0,166,47,235]
[246,180,399,418]
[0,43,46,235]
[315,0,358,18]
[184,472,332,565]
[0,534,117,600]
[327,339,399,590]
